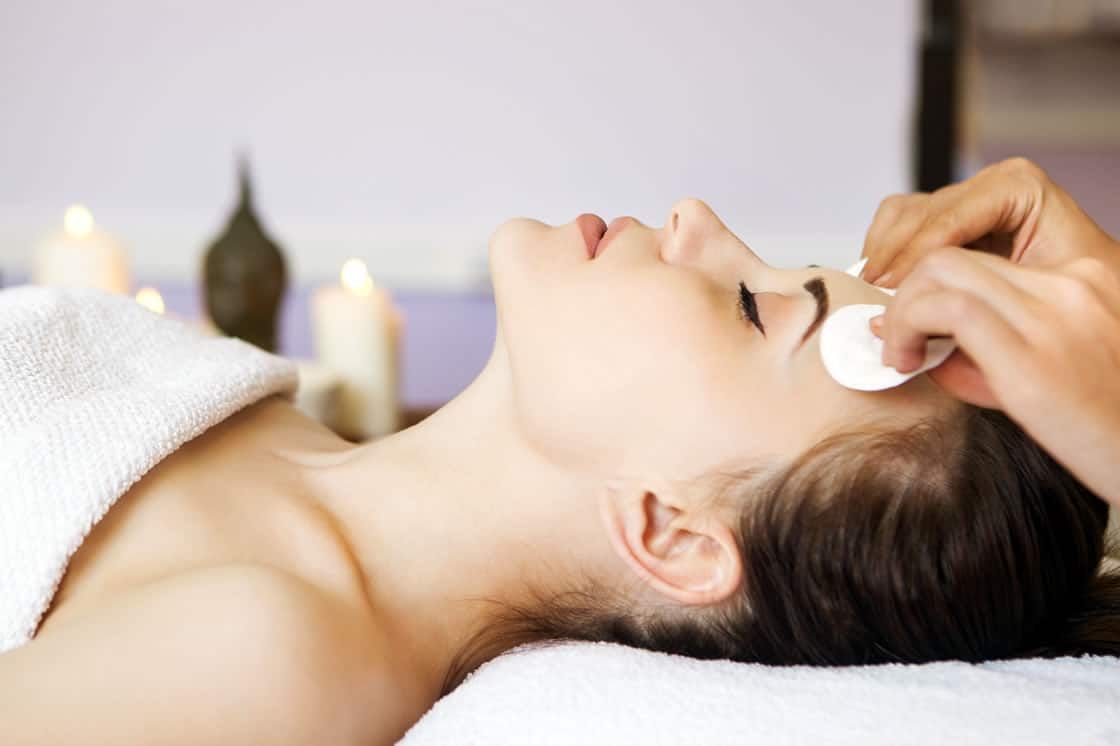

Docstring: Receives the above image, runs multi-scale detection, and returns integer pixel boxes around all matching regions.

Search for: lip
[576,213,607,259]
[593,216,633,259]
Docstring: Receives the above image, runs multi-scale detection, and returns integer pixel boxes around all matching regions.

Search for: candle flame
[340,258,374,296]
[135,287,166,314]
[63,204,95,239]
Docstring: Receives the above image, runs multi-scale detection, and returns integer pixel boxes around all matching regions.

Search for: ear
[598,480,743,606]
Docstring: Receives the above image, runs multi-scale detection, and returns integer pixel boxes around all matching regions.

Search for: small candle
[134,287,166,314]
[311,258,404,440]
[33,205,130,294]
[133,285,219,340]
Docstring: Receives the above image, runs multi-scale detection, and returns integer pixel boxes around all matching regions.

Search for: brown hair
[440,406,1120,696]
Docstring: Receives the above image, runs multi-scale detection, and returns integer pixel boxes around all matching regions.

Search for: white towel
[400,641,1120,745]
[0,285,298,653]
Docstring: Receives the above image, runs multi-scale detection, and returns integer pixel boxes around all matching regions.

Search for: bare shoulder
[1,564,413,745]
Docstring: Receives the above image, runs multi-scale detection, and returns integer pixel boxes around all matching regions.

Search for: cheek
[505,281,667,471]
[510,276,745,476]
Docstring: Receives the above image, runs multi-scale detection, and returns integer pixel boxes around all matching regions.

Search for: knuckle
[918,246,963,278]
[1067,256,1110,285]
[1056,272,1099,310]
[942,292,976,325]
[1000,156,1047,184]
[875,193,911,222]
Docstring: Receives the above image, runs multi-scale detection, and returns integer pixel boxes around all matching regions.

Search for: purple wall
[977,147,1120,241]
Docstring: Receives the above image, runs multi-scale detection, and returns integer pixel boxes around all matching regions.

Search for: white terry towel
[400,641,1120,745]
[0,285,298,653]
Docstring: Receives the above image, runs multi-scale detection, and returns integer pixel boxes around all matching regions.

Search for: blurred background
[1,0,1118,420]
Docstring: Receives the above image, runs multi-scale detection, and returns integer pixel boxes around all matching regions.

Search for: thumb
[927,349,1001,408]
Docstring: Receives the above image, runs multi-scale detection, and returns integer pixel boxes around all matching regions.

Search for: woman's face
[488,198,948,483]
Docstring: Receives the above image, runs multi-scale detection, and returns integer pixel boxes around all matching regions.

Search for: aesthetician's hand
[871,247,1120,507]
[858,157,1117,287]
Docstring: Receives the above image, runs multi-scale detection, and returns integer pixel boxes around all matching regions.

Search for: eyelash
[737,282,766,337]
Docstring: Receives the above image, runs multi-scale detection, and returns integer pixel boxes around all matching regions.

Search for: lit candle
[134,287,166,314]
[33,205,130,294]
[311,258,403,440]
[133,285,221,339]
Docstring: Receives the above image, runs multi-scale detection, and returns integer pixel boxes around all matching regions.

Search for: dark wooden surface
[400,405,440,429]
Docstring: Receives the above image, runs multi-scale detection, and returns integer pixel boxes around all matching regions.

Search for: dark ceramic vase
[202,161,288,352]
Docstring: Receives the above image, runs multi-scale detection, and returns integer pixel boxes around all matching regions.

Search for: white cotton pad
[819,303,957,391]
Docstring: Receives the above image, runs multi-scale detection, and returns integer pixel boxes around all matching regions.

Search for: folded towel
[399,639,1120,745]
[0,285,298,653]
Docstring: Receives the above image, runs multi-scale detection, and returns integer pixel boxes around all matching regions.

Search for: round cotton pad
[819,303,956,391]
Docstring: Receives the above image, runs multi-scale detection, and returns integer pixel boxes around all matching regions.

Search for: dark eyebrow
[797,276,829,349]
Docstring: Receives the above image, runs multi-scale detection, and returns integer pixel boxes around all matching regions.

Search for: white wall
[0,1,918,288]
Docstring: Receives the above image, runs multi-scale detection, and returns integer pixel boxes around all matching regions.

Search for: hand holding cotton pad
[818,259,956,391]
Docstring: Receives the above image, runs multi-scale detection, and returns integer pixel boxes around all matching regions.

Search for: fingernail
[873,271,893,288]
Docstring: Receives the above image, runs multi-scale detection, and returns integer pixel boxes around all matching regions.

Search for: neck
[304,338,618,699]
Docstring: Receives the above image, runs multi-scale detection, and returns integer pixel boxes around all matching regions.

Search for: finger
[861,194,924,283]
[870,312,1006,407]
[869,169,1039,284]
[888,249,1045,357]
[869,238,936,289]
[905,247,1062,313]
[862,209,929,288]
[866,183,971,286]
[926,349,1000,408]
[917,166,1039,250]
[879,288,1032,404]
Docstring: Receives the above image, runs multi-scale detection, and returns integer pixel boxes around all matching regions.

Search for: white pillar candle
[33,205,130,294]
[292,359,344,428]
[311,258,403,440]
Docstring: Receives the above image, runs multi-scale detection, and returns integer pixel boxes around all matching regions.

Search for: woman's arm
[0,564,362,745]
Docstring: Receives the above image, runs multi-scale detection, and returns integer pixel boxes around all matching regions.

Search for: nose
[663,198,721,265]
[662,197,764,273]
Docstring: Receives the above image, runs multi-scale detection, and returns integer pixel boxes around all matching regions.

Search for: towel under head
[400,641,1120,746]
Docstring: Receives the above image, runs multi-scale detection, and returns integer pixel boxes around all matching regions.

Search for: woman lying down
[2,199,1118,745]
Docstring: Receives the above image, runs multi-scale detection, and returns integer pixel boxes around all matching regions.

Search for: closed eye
[737,273,829,345]
[737,282,765,336]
